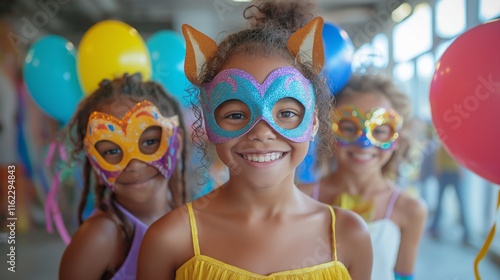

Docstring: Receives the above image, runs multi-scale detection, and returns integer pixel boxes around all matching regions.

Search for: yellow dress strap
[186,202,201,256]
[327,205,338,262]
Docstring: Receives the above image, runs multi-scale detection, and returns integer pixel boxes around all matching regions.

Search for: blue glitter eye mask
[201,67,315,143]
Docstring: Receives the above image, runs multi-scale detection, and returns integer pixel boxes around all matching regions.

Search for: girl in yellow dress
[138,1,373,279]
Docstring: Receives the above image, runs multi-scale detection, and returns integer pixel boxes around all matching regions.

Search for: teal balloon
[23,35,84,124]
[147,30,191,108]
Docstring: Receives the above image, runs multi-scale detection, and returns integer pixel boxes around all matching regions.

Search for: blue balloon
[322,22,354,95]
[295,138,319,184]
[23,35,84,124]
[147,30,191,108]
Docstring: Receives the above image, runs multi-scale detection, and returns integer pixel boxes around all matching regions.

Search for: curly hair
[188,0,335,184]
[325,74,414,180]
[65,73,188,242]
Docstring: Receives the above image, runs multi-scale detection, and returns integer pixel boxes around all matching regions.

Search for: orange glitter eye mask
[84,100,180,188]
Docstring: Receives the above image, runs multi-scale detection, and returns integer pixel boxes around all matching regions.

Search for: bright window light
[479,0,500,22]
[436,0,466,38]
[393,3,432,62]
[417,53,435,78]
[393,61,415,81]
[392,3,412,23]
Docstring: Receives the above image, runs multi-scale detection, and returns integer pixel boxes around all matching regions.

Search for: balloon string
[474,189,500,280]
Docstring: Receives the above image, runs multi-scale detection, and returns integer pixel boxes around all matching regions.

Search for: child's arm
[394,195,427,276]
[334,207,373,280]
[137,205,192,280]
[59,215,122,280]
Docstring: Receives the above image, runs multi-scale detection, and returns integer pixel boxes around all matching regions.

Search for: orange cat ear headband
[287,17,325,74]
[182,17,325,83]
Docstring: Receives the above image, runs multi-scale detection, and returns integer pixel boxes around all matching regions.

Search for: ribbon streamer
[474,189,500,279]
[44,141,72,245]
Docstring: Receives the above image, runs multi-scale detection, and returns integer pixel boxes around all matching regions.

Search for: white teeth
[243,152,283,163]
[352,153,373,160]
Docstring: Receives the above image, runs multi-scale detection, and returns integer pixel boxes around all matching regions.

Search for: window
[436,0,466,38]
[372,33,389,69]
[416,53,434,119]
[352,33,390,74]
[479,0,500,22]
[393,61,415,114]
[393,61,415,81]
[393,3,433,62]
[417,53,435,78]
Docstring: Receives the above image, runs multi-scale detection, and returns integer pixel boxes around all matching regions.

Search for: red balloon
[430,19,500,184]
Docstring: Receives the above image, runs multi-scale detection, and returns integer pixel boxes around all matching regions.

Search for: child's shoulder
[147,204,193,245]
[330,205,372,270]
[141,204,193,267]
[310,201,370,239]
[332,205,370,234]
[69,210,125,250]
[394,191,427,220]
[60,211,125,278]
[391,190,427,231]
[148,204,192,240]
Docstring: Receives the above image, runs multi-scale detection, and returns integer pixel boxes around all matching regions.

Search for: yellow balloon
[78,20,151,95]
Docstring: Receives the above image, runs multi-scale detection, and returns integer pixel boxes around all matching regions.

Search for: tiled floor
[1,225,499,280]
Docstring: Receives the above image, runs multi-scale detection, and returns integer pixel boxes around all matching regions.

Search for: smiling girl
[138,1,372,280]
[59,73,188,280]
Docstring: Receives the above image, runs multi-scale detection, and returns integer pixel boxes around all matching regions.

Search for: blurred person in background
[428,145,471,245]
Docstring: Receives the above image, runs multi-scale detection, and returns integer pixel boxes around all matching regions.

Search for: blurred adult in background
[429,145,470,245]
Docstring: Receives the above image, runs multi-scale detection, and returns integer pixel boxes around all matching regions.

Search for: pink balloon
[430,19,500,184]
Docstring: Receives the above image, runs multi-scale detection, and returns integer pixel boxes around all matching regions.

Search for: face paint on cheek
[83,100,181,189]
[201,67,315,143]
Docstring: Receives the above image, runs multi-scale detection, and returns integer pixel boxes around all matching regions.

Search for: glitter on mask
[201,67,315,143]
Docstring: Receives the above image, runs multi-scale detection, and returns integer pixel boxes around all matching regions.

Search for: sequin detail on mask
[332,105,403,150]
[84,100,180,189]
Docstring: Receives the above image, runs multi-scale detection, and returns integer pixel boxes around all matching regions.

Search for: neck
[114,187,171,226]
[219,172,304,218]
[330,166,389,195]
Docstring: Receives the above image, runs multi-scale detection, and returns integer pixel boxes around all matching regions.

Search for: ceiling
[5,0,403,49]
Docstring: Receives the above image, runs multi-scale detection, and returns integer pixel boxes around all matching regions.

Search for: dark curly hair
[65,73,188,243]
[188,0,335,183]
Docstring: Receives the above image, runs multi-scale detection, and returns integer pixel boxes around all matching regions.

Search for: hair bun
[245,0,315,32]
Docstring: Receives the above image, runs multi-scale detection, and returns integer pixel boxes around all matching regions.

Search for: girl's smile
[240,151,285,163]
[347,151,377,163]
